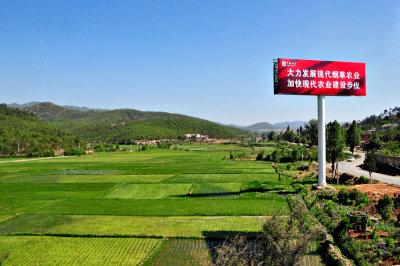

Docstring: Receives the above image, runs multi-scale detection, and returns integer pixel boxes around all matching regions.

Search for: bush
[297,163,309,171]
[376,194,394,220]
[256,150,265,161]
[337,188,369,206]
[357,175,370,184]
[64,148,85,156]
[43,149,55,157]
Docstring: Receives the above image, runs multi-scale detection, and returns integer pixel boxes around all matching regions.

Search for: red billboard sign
[274,58,366,96]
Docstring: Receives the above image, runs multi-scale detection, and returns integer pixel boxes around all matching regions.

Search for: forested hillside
[0,104,84,157]
[21,103,250,143]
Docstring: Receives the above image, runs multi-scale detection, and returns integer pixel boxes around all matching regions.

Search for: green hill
[22,103,251,143]
[0,104,84,157]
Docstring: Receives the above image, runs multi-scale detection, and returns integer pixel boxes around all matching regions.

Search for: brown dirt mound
[348,184,400,201]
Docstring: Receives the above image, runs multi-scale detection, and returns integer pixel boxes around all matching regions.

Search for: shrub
[256,150,265,161]
[357,175,370,184]
[64,148,85,156]
[376,194,394,220]
[337,188,369,206]
[297,163,309,171]
[43,149,55,157]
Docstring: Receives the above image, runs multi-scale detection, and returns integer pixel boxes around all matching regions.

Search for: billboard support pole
[318,95,326,186]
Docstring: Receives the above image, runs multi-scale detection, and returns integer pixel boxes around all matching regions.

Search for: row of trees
[262,119,363,182]
[263,119,361,153]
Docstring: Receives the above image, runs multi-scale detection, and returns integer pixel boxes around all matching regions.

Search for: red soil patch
[348,229,388,240]
[347,184,400,201]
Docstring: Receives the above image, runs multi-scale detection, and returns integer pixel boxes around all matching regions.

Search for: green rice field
[0,144,320,265]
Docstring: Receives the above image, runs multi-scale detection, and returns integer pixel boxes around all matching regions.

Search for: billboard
[274,58,366,96]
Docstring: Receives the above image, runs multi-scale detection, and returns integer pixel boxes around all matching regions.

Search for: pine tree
[346,120,361,154]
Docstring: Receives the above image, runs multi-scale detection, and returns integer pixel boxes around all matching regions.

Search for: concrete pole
[318,95,327,186]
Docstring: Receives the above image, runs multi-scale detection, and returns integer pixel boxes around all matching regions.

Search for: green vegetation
[0,214,263,238]
[105,183,192,199]
[346,120,361,154]
[0,143,316,264]
[22,102,252,142]
[147,239,217,265]
[0,236,160,265]
[0,104,84,157]
[34,198,288,216]
[327,120,346,183]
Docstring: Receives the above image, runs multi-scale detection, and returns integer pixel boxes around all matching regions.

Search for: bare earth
[348,184,400,200]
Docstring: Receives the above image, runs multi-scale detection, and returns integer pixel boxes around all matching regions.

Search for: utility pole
[318,95,326,186]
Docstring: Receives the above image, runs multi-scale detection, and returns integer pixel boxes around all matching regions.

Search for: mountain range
[231,121,308,133]
[7,102,308,137]
[8,102,251,143]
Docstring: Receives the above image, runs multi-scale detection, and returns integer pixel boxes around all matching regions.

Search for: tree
[365,134,382,151]
[304,119,318,146]
[268,131,276,141]
[327,120,345,184]
[364,151,377,178]
[346,120,361,154]
[376,194,393,220]
[283,129,295,143]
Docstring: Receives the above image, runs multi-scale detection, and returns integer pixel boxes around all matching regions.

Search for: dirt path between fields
[0,156,74,164]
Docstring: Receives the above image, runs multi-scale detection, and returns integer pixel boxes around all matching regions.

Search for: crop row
[0,236,160,265]
[146,239,221,265]
[33,198,289,216]
[0,214,264,238]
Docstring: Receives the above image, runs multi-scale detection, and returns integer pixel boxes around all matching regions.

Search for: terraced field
[0,144,321,265]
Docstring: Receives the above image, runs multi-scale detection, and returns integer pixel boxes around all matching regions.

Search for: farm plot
[0,236,160,265]
[53,174,173,183]
[0,190,105,200]
[190,183,242,198]
[0,183,113,200]
[105,183,192,199]
[0,214,264,238]
[34,198,289,216]
[146,239,219,265]
[0,215,12,223]
[0,144,298,264]
[165,173,279,183]
[0,199,57,215]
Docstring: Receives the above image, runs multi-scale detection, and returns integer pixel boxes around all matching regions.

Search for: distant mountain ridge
[273,121,307,130]
[245,122,276,132]
[230,121,308,133]
[13,102,251,142]
[8,102,108,112]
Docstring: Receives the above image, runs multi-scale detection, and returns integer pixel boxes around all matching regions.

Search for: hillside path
[337,152,400,185]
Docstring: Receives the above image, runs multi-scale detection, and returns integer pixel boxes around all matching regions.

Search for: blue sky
[1,0,399,125]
